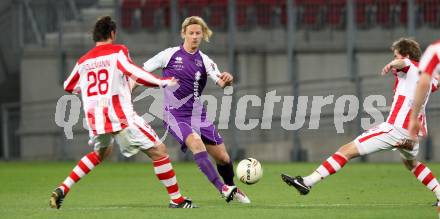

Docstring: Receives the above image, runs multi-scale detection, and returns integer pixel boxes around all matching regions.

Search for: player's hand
[408,117,420,140]
[129,79,140,92]
[163,77,179,88]
[381,63,392,75]
[220,72,233,86]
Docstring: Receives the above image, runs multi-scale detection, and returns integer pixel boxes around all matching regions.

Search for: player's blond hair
[181,16,213,42]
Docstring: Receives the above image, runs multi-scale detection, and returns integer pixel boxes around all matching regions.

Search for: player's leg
[281,141,355,195]
[49,134,112,209]
[165,116,237,202]
[122,116,196,208]
[185,133,237,201]
[305,141,357,185]
[206,142,251,203]
[404,159,440,197]
[282,123,393,195]
[141,143,196,208]
[399,143,440,206]
[205,143,234,186]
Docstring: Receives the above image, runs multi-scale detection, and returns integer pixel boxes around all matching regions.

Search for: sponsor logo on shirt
[194,71,201,100]
[172,56,184,70]
[175,56,183,64]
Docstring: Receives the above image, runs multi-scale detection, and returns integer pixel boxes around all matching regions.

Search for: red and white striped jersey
[419,40,440,77]
[386,58,439,136]
[63,44,170,136]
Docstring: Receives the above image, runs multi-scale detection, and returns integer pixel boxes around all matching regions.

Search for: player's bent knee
[337,142,360,160]
[143,146,168,160]
[154,143,168,155]
[185,134,206,153]
[212,153,230,165]
[96,146,113,160]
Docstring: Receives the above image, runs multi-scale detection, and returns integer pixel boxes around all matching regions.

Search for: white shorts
[89,115,161,157]
[354,122,419,160]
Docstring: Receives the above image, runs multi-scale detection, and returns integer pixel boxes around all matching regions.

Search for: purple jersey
[143,45,221,116]
[143,45,224,150]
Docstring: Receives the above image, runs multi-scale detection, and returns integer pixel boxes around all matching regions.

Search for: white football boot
[234,188,251,204]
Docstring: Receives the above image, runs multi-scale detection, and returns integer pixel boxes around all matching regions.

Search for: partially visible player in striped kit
[410,39,440,138]
[49,16,196,209]
[281,38,440,205]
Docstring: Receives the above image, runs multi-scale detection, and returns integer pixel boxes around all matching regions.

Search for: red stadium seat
[399,0,408,25]
[296,0,326,29]
[327,0,346,29]
[209,0,228,30]
[421,0,440,27]
[236,0,255,28]
[179,0,210,20]
[257,0,286,28]
[142,0,170,30]
[355,0,376,29]
[377,0,404,28]
[121,0,142,29]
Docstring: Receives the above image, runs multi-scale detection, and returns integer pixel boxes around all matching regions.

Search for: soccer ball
[236,158,263,185]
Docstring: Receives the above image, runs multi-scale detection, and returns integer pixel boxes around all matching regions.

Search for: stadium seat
[236,0,256,29]
[399,0,408,25]
[420,0,440,27]
[209,0,228,30]
[121,0,142,29]
[327,0,346,29]
[179,0,210,22]
[296,0,326,30]
[355,0,376,29]
[376,0,404,28]
[256,0,286,28]
[142,0,170,30]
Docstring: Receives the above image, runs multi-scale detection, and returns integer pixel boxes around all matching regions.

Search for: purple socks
[194,151,224,191]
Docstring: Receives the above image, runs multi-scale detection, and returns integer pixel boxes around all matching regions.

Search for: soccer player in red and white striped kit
[282,38,440,205]
[410,39,440,210]
[49,16,196,209]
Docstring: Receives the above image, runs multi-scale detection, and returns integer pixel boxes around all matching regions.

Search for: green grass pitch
[0,162,438,218]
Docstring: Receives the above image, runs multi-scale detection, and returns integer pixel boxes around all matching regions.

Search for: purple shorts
[163,111,223,152]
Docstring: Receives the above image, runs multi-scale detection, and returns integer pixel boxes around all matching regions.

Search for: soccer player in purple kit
[142,16,250,203]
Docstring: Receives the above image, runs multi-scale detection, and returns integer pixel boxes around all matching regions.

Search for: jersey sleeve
[431,72,439,93]
[419,44,440,76]
[200,52,221,84]
[396,58,411,74]
[143,47,178,72]
[63,62,81,94]
[117,49,166,88]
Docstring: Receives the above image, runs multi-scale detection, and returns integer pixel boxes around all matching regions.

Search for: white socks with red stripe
[59,151,102,195]
[153,156,185,204]
[412,162,440,199]
[303,152,348,187]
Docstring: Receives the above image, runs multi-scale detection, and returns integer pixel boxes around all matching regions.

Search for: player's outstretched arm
[117,50,176,88]
[63,63,81,94]
[381,59,406,75]
[409,72,432,139]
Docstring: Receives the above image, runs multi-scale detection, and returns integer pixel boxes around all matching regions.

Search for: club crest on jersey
[195,59,203,67]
